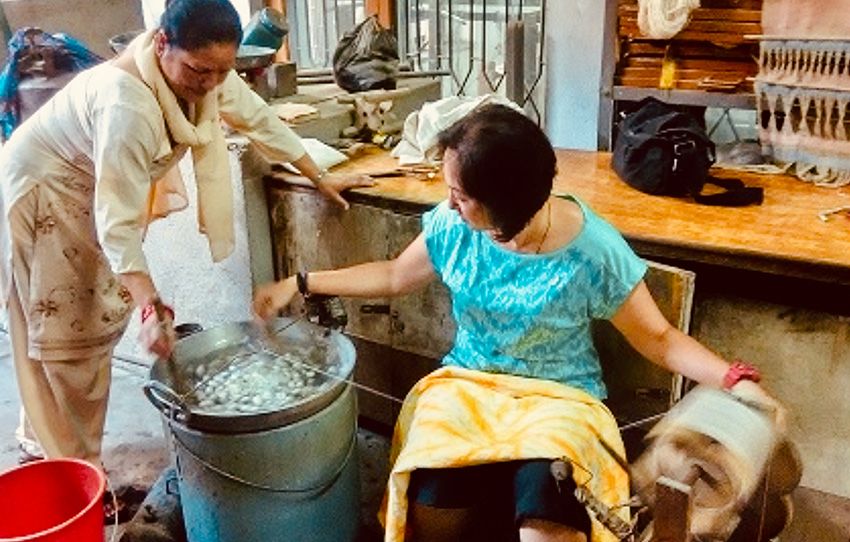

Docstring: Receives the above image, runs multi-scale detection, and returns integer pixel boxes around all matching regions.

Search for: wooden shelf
[612,86,756,109]
[599,0,763,148]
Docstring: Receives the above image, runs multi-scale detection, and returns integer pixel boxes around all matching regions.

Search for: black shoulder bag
[611,97,763,207]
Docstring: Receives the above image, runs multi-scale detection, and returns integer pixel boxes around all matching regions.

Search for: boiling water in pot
[183,340,341,415]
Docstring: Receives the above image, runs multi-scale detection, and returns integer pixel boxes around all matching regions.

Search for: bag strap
[694,176,764,206]
[655,127,713,147]
[673,142,764,207]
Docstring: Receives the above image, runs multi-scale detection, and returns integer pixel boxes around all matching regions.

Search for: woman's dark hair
[437,104,556,242]
[161,0,243,51]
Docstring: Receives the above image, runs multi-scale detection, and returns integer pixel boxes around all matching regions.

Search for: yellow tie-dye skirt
[379,366,630,542]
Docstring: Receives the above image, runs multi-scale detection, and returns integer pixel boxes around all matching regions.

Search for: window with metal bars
[285,0,547,122]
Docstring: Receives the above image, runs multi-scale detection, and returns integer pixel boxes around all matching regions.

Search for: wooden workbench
[267,147,850,501]
[275,147,850,284]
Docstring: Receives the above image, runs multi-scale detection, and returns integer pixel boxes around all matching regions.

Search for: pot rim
[145,318,355,434]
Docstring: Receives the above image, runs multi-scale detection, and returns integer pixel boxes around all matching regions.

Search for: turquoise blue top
[422,196,647,399]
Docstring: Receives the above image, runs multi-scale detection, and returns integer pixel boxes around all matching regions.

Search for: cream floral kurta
[0,61,306,357]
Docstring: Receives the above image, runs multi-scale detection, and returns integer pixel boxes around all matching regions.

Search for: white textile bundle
[637,0,700,39]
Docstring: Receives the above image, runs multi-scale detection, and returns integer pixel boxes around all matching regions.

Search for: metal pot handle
[170,422,358,495]
[143,380,191,423]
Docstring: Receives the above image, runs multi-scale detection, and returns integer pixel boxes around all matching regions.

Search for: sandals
[103,485,148,525]
[17,444,44,465]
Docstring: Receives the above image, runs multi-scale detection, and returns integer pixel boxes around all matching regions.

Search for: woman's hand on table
[315,172,375,210]
[253,276,299,320]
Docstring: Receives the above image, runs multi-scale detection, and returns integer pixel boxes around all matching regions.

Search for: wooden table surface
[270,147,850,282]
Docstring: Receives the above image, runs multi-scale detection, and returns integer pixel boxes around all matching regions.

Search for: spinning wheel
[553,386,801,542]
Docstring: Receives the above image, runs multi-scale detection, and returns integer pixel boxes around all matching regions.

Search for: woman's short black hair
[161,0,243,51]
[437,103,556,242]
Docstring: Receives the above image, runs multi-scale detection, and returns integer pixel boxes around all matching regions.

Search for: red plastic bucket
[0,458,105,542]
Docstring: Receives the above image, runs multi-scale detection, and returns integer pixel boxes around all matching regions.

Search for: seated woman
[253,104,782,542]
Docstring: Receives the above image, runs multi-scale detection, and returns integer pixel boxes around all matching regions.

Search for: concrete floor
[2,329,848,541]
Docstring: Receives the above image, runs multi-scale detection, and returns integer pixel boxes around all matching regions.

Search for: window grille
[286,0,547,122]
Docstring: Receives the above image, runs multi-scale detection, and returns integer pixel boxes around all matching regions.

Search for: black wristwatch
[296,271,310,298]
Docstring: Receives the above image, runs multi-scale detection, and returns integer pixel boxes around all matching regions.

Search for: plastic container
[0,458,106,542]
[241,8,288,52]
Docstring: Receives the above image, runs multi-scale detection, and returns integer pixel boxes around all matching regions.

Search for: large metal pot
[145,318,361,542]
[143,317,356,434]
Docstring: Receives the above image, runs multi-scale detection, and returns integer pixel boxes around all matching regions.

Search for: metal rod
[329,0,340,66]
[414,0,422,70]
[296,65,444,77]
[457,0,474,95]
[523,0,547,121]
[399,0,409,69]
[434,0,443,70]
[448,0,458,88]
[481,0,490,90]
[296,69,449,85]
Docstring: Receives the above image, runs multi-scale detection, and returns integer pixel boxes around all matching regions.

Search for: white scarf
[134,30,234,262]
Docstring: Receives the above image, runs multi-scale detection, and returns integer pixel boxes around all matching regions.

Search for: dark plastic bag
[611,97,763,207]
[332,15,399,93]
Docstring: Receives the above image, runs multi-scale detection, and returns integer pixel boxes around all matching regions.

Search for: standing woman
[253,104,783,542]
[0,0,370,469]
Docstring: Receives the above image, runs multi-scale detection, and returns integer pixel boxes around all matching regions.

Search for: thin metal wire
[618,412,668,432]
[177,316,307,403]
[257,333,406,405]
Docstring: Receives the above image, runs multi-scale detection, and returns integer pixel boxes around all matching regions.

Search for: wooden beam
[264,0,289,62]
[653,476,692,542]
[598,0,620,150]
[365,0,394,29]
[505,20,525,105]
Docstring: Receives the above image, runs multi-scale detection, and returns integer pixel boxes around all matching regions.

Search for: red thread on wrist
[141,301,174,323]
[723,360,761,389]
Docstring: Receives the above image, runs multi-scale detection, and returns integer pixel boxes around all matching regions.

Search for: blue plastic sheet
[0,28,102,140]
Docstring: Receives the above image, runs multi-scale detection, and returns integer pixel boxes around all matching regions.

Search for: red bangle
[723,360,761,389]
[141,299,175,323]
